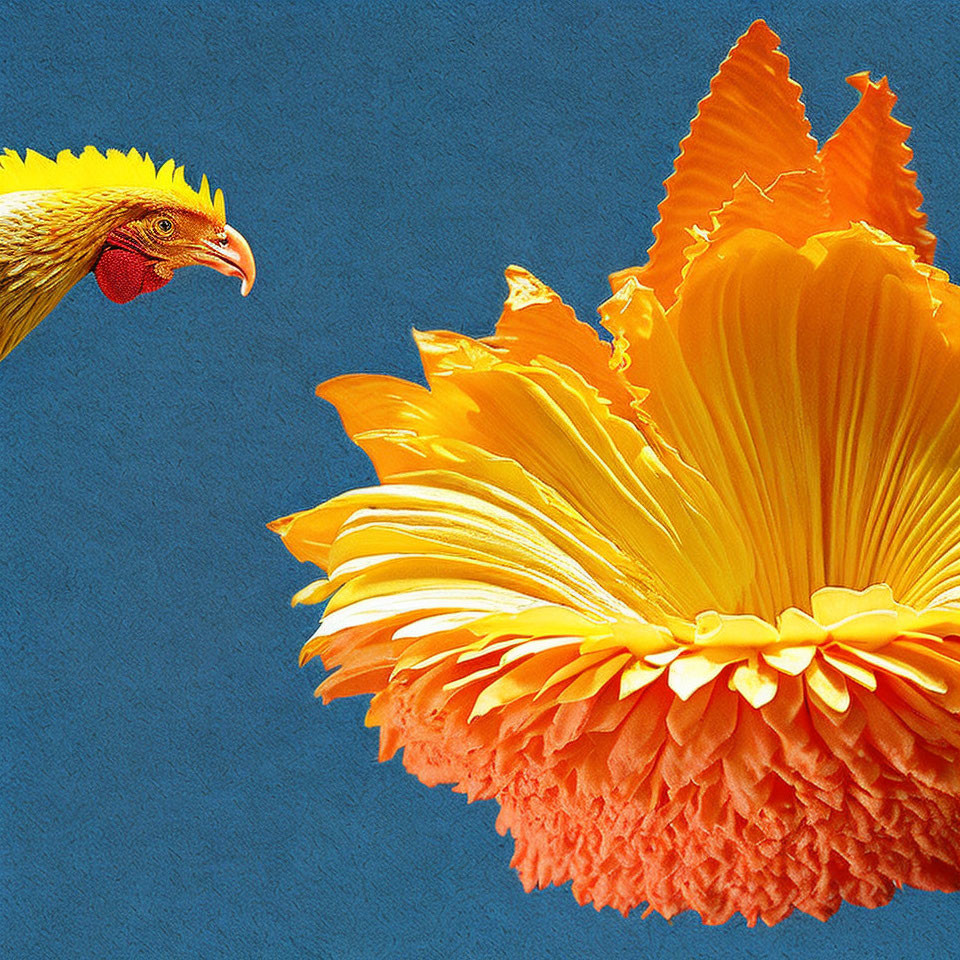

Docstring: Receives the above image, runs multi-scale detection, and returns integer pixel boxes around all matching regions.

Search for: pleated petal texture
[271,20,960,925]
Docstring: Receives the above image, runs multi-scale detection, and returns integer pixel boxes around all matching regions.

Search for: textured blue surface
[3,1,960,956]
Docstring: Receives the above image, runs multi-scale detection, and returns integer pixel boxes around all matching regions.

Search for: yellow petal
[821,651,878,691]
[810,584,897,624]
[668,648,748,700]
[556,653,633,704]
[693,611,780,648]
[534,652,613,701]
[291,578,335,607]
[619,661,666,698]
[730,659,779,708]
[776,607,828,645]
[841,643,949,694]
[468,646,581,718]
[487,266,636,420]
[761,643,817,675]
[805,657,851,712]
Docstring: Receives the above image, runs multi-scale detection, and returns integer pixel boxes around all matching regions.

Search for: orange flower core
[271,21,960,925]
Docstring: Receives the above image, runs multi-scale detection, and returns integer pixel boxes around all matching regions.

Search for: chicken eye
[155,217,174,236]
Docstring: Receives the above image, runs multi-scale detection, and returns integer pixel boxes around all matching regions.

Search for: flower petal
[730,659,779,708]
[484,266,637,420]
[668,648,748,700]
[615,230,823,619]
[616,225,960,618]
[820,73,935,262]
[708,171,832,249]
[611,20,820,306]
[805,657,851,713]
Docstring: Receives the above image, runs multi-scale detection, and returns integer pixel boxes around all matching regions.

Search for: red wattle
[94,246,170,304]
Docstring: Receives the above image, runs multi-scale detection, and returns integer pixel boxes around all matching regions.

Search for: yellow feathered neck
[0,146,226,224]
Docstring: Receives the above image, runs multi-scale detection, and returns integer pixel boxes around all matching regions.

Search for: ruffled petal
[708,172,832,249]
[611,20,821,307]
[483,266,638,420]
[820,73,935,262]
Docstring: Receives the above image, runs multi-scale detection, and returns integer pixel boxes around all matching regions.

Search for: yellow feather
[0,146,224,225]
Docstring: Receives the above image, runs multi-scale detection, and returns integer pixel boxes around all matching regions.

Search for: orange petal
[708,172,832,249]
[613,19,820,307]
[820,73,935,262]
[316,373,442,479]
[485,267,637,420]
[468,646,580,718]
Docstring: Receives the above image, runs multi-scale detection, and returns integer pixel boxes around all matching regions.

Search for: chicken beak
[199,224,256,296]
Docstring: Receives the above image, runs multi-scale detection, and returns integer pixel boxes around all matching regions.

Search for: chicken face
[94,206,255,304]
[0,146,257,361]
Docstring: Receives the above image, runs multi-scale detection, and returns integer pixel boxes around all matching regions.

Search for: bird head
[0,145,255,304]
[94,202,255,305]
[0,147,256,360]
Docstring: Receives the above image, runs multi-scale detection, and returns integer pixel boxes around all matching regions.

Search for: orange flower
[270,21,960,925]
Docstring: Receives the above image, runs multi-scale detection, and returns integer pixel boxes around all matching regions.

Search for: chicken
[0,146,255,361]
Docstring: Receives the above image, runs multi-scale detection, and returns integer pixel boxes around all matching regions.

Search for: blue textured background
[2,1,960,956]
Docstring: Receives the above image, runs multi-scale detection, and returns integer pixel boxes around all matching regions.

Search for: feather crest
[0,146,226,223]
